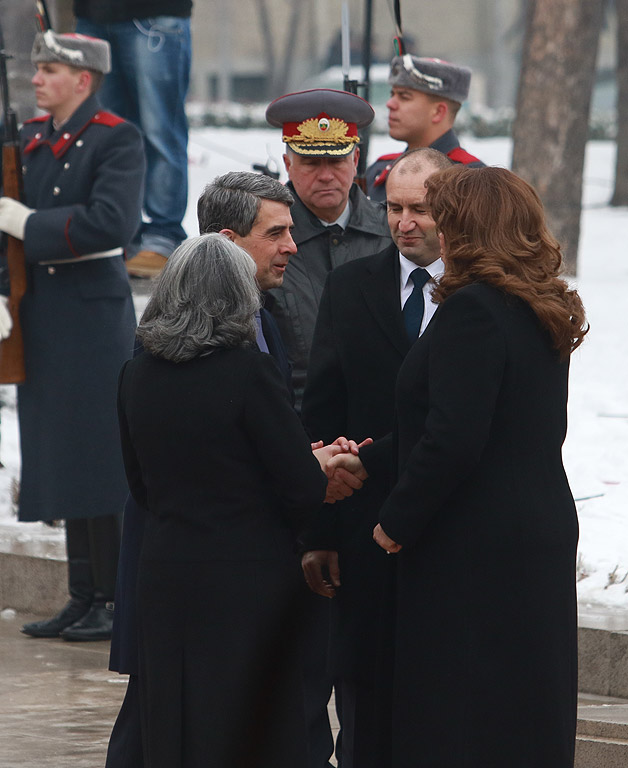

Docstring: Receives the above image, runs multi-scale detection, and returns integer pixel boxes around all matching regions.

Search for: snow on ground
[0,129,626,610]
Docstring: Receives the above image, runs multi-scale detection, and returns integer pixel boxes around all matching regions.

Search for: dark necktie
[403,267,431,342]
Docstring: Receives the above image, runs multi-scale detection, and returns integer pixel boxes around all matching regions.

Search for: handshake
[311,436,370,503]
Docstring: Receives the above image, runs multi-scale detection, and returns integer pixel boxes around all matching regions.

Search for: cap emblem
[283,113,358,146]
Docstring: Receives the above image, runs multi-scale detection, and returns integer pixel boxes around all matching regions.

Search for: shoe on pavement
[125,250,167,278]
[21,598,91,638]
[60,602,114,642]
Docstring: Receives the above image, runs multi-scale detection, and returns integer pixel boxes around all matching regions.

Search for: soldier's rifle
[340,1,373,191]
[0,20,27,383]
[393,0,406,56]
[35,0,53,33]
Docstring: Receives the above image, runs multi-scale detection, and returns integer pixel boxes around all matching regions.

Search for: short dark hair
[197,171,294,236]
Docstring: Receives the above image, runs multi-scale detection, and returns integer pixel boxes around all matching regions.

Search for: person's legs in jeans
[75,16,190,257]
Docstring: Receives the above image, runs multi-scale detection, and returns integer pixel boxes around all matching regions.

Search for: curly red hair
[425,165,588,359]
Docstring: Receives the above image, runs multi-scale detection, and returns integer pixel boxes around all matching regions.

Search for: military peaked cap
[266,88,374,157]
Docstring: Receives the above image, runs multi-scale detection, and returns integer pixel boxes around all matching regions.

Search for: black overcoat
[109,310,293,676]
[117,345,327,768]
[367,282,578,768]
[17,94,144,522]
[301,244,409,678]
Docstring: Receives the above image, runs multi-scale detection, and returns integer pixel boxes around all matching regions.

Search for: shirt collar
[398,253,445,289]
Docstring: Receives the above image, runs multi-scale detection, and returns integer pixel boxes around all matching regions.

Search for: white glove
[0,197,34,240]
[0,296,13,340]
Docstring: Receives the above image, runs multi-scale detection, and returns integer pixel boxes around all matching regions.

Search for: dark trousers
[105,674,144,768]
[302,593,341,768]
[65,515,121,603]
[339,677,393,768]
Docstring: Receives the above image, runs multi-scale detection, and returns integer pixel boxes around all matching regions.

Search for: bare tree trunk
[512,0,605,275]
[255,0,276,100]
[272,0,307,96]
[611,0,628,205]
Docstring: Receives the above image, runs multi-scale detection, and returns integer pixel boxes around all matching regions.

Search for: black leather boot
[21,598,91,638]
[60,601,114,641]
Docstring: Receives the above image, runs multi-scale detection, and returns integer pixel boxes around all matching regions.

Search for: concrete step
[576,694,628,768]
[578,605,628,698]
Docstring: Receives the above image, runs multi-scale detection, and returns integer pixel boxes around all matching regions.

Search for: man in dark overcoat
[301,149,453,768]
[105,171,299,768]
[365,56,484,202]
[265,88,392,768]
[0,31,144,641]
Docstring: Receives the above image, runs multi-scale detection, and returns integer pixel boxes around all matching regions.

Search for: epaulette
[91,111,125,128]
[373,152,403,188]
[376,152,403,162]
[447,147,482,165]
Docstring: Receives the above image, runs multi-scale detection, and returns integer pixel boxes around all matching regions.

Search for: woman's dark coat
[365,283,578,768]
[117,345,327,768]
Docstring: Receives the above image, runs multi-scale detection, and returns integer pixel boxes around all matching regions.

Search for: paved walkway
[0,612,341,767]
[0,614,125,768]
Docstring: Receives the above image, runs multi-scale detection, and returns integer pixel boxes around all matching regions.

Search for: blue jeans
[75,16,191,257]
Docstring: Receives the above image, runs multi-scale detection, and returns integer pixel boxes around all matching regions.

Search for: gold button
[47,266,56,275]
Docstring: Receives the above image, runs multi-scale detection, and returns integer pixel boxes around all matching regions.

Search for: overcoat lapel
[358,244,409,357]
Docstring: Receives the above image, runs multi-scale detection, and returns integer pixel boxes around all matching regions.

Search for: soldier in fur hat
[0,31,144,642]
[365,55,485,202]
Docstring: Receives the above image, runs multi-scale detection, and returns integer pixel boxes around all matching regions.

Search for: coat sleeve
[23,122,145,262]
[379,289,506,548]
[117,360,149,510]
[244,352,328,529]
[301,273,349,444]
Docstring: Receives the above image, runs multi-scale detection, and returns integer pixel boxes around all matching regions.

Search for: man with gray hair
[302,148,454,768]
[366,55,484,202]
[108,170,324,768]
[197,171,297,381]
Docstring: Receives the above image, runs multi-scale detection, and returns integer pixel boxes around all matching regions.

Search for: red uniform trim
[23,115,49,124]
[447,147,481,165]
[91,111,125,128]
[23,111,124,159]
[376,152,403,162]
[373,152,402,187]
[63,215,81,259]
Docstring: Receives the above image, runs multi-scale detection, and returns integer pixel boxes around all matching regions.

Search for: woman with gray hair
[117,234,329,768]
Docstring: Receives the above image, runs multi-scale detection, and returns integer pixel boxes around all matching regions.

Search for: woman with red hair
[337,166,587,767]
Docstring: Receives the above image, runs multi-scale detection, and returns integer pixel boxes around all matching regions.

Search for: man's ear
[77,70,91,94]
[219,228,237,242]
[283,153,291,174]
[431,101,449,125]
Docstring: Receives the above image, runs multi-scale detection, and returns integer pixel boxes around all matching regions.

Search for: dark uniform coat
[365,128,485,203]
[365,283,578,768]
[268,182,391,411]
[118,346,327,768]
[17,94,144,522]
